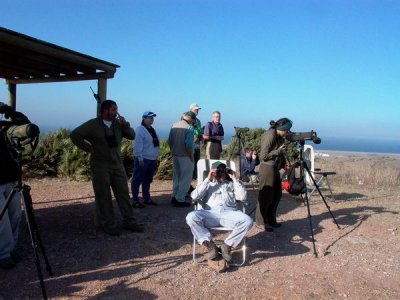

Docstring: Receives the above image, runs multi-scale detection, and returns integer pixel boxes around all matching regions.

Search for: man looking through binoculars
[186,161,253,263]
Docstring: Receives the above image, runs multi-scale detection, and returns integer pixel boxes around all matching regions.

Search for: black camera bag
[281,163,305,195]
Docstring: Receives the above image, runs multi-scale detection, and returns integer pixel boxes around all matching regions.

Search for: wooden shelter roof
[0,27,119,85]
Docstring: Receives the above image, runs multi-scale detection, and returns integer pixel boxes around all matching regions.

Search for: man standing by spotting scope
[0,103,31,269]
[71,100,143,236]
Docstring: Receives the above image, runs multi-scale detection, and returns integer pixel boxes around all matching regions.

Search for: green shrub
[154,140,173,179]
[221,128,299,164]
[222,128,264,159]
[121,139,134,177]
[58,140,91,180]
[23,128,76,178]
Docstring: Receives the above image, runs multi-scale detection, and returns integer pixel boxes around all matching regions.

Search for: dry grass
[315,153,400,187]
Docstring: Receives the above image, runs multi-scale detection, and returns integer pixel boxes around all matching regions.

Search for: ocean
[312,136,400,155]
[222,133,400,155]
[39,126,400,155]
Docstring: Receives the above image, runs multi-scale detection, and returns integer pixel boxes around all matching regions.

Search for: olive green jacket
[70,117,135,165]
[259,129,284,166]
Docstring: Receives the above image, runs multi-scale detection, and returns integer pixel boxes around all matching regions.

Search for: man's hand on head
[208,170,216,181]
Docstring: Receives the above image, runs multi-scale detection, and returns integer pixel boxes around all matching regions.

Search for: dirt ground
[1,155,399,299]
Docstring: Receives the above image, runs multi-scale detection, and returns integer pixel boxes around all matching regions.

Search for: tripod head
[234,126,249,138]
[228,127,248,159]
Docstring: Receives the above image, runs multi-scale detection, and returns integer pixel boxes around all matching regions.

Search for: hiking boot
[132,202,145,208]
[123,223,144,233]
[187,185,195,194]
[103,226,120,236]
[0,257,16,269]
[144,200,158,206]
[10,247,22,263]
[171,198,190,207]
[269,222,282,228]
[203,240,219,260]
[220,243,232,262]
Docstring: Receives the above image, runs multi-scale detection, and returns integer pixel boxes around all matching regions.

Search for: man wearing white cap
[189,103,202,180]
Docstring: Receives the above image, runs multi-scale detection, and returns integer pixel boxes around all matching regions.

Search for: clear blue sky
[1,0,399,141]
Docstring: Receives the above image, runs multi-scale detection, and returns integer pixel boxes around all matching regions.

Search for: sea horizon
[39,126,400,155]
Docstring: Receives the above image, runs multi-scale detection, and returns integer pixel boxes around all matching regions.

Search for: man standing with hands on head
[70,100,143,236]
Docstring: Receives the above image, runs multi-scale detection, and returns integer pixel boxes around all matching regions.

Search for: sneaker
[103,226,120,236]
[144,200,158,206]
[0,257,16,269]
[132,202,145,208]
[220,243,232,262]
[122,223,144,233]
[202,240,219,260]
[171,198,190,207]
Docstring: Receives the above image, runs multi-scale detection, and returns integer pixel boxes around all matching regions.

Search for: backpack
[281,162,306,195]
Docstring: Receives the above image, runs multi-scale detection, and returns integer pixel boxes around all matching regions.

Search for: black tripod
[228,127,247,179]
[0,139,52,299]
[298,141,340,256]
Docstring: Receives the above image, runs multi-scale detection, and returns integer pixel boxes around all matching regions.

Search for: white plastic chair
[192,159,247,266]
[303,145,336,200]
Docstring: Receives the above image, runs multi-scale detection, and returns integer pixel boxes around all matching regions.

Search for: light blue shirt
[190,178,247,209]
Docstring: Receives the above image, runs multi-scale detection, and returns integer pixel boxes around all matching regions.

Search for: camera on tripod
[0,102,40,146]
[284,130,321,145]
[234,126,249,137]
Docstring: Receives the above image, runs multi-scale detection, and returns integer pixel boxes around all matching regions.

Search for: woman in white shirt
[130,111,160,208]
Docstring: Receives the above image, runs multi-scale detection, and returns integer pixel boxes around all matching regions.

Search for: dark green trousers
[91,161,136,228]
[255,163,282,226]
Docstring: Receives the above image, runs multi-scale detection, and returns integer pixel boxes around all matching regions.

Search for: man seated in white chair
[186,161,253,263]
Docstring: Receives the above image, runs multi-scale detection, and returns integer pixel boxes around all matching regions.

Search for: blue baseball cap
[142,111,157,118]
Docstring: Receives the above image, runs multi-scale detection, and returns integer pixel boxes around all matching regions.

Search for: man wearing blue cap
[131,111,160,208]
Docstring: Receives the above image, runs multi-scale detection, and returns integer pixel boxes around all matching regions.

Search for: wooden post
[8,83,16,111]
[97,78,107,117]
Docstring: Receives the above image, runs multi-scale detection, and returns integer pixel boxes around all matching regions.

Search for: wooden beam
[8,83,16,110]
[7,72,114,84]
[0,30,119,73]
[97,78,107,116]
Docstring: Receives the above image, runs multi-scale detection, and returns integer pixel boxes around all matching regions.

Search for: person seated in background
[186,161,253,263]
[240,148,260,183]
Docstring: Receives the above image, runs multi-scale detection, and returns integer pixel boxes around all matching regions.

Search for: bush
[22,128,174,181]
[221,128,299,164]
[23,128,91,179]
[222,128,264,159]
[154,140,173,180]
